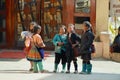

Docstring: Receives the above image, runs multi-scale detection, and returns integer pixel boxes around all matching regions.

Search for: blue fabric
[112,34,120,53]
[79,30,95,54]
[37,48,44,59]
[53,34,67,53]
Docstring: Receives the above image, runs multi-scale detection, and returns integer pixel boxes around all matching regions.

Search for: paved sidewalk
[0,54,120,80]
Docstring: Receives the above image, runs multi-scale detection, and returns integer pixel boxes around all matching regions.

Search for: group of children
[21,21,95,74]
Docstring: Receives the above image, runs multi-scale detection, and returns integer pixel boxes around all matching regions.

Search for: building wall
[95,0,110,59]
[96,0,109,36]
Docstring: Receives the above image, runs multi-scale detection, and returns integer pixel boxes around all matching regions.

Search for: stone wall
[96,0,109,37]
[110,53,120,62]
[93,42,103,58]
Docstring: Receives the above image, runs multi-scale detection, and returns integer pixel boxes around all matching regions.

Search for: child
[66,24,80,74]
[53,25,67,73]
[21,22,37,71]
[27,26,46,73]
[79,21,95,74]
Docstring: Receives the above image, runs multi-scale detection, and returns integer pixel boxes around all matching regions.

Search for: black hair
[118,26,120,31]
[83,21,91,28]
[33,26,41,34]
[28,22,37,32]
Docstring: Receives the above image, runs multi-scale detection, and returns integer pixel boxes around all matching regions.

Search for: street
[0,54,120,80]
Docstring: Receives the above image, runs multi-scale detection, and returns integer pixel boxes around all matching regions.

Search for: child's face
[59,27,65,34]
[82,23,88,31]
[37,28,41,34]
[67,26,74,33]
[29,24,34,30]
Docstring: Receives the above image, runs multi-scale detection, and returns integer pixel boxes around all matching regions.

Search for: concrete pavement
[0,53,120,80]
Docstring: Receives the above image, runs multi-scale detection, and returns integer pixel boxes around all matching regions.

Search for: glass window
[0,15,6,28]
[16,0,39,45]
[75,0,90,13]
[75,17,90,29]
[0,32,6,44]
[43,0,63,43]
[0,0,5,10]
[18,0,25,10]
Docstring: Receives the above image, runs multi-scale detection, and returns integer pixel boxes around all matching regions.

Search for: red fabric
[24,47,31,55]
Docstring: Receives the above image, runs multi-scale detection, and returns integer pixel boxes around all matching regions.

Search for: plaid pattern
[27,44,42,62]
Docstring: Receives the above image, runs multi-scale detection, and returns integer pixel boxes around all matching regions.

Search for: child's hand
[57,42,64,46]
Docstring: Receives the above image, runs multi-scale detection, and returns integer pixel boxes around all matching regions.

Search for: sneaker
[86,72,92,74]
[29,68,33,71]
[40,70,49,73]
[79,71,86,74]
[61,70,65,73]
[74,70,78,74]
[53,70,57,73]
[66,71,70,73]
[33,71,39,73]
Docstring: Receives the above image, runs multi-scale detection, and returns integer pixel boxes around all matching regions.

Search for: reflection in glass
[0,32,6,44]
[44,0,63,43]
[0,15,6,28]
[75,17,90,29]
[75,0,90,13]
[30,0,37,11]
[27,14,32,21]
[0,0,5,10]
[17,24,24,41]
[18,0,25,10]
[16,0,39,44]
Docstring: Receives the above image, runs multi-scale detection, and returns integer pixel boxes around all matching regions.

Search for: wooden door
[0,0,12,48]
[0,0,6,47]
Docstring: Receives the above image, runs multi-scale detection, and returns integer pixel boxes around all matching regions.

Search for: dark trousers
[67,57,78,71]
[55,52,67,65]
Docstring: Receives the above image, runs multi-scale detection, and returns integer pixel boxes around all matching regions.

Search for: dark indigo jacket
[79,30,95,54]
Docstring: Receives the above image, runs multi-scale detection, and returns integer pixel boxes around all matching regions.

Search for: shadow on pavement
[92,58,112,61]
[0,70,30,74]
[36,72,120,80]
[0,59,22,62]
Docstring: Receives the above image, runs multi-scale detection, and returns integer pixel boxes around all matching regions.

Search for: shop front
[0,0,96,49]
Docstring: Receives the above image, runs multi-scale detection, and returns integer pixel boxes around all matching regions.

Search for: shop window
[0,32,6,44]
[15,0,40,46]
[0,0,5,10]
[75,0,90,13]
[0,15,6,28]
[0,0,6,45]
[43,0,63,43]
[75,17,90,31]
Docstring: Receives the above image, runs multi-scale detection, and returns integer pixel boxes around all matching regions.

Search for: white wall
[96,0,109,36]
[96,0,110,59]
